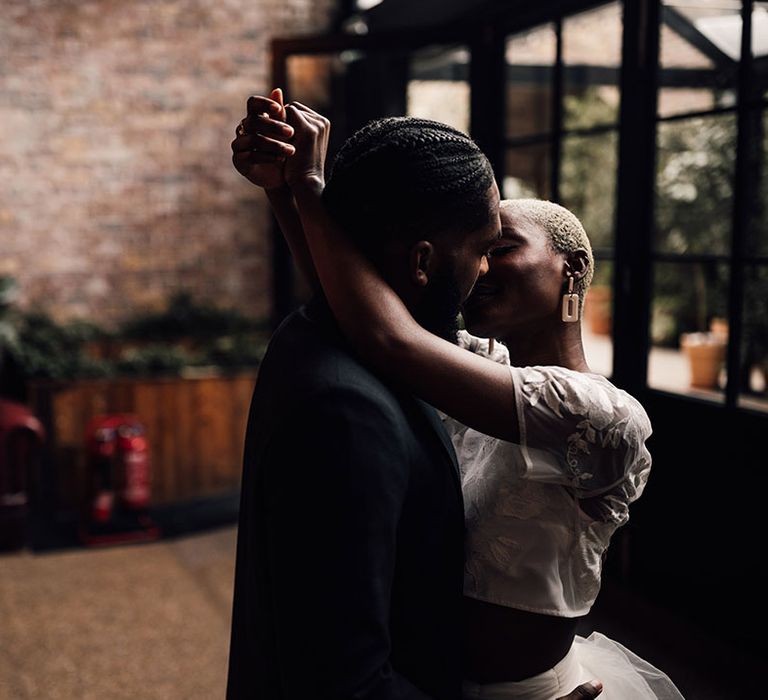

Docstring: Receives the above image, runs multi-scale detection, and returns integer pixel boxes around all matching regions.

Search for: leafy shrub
[0,284,267,388]
[119,292,263,342]
[114,344,194,377]
[12,313,110,380]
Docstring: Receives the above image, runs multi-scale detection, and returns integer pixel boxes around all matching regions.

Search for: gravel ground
[0,527,236,700]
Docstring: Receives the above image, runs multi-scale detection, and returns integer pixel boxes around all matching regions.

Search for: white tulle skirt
[462,632,685,700]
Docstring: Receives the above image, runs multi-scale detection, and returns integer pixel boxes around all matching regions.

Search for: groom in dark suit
[227,103,497,700]
[227,289,470,699]
[226,95,601,700]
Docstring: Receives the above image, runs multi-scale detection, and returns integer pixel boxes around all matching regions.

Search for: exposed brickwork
[0,0,336,327]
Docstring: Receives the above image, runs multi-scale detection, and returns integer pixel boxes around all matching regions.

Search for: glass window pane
[505,24,556,139]
[408,45,470,134]
[286,46,471,304]
[649,261,729,400]
[503,144,552,199]
[562,2,622,130]
[655,114,736,256]
[286,53,339,111]
[560,132,618,251]
[753,3,768,100]
[740,264,768,411]
[754,3,768,58]
[583,259,614,378]
[288,45,474,166]
[659,0,740,117]
[286,52,360,163]
[746,109,768,257]
[666,0,744,60]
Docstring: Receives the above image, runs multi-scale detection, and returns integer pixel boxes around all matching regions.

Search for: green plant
[0,276,20,358]
[114,344,194,377]
[0,284,269,385]
[119,292,262,342]
[560,88,618,251]
[195,334,268,370]
[560,92,738,348]
[11,313,111,380]
[0,277,25,399]
[652,116,733,345]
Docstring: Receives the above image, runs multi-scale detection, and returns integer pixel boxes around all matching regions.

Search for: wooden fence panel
[28,371,258,511]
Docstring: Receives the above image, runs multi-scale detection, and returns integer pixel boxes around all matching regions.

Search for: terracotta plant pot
[585,285,611,336]
[680,332,726,389]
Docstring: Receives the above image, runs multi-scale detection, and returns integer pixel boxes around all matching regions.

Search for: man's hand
[231,88,295,191]
[556,680,603,699]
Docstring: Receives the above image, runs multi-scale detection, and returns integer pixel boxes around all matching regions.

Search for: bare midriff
[462,596,580,683]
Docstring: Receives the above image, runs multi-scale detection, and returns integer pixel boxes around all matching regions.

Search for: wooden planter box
[28,370,257,513]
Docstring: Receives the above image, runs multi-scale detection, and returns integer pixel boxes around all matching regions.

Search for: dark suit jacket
[226,296,465,700]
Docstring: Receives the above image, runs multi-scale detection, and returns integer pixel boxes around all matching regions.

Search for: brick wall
[0,0,336,327]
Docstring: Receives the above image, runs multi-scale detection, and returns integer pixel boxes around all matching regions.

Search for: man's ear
[564,248,590,282]
[409,240,434,287]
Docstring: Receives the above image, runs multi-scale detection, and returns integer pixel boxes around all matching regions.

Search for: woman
[232,93,684,700]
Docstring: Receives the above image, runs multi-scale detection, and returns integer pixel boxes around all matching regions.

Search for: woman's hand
[283,102,331,192]
[231,89,296,191]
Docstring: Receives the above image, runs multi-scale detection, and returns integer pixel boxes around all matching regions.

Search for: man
[226,91,601,700]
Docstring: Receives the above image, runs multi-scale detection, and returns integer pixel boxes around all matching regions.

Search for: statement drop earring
[561,276,579,323]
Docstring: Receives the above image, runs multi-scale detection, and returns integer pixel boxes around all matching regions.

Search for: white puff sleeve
[509,365,652,522]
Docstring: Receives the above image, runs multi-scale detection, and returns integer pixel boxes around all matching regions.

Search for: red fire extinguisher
[84,415,121,524]
[115,419,150,511]
[82,413,159,546]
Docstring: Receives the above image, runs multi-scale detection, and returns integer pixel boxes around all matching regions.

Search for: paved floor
[0,525,759,699]
[0,527,236,700]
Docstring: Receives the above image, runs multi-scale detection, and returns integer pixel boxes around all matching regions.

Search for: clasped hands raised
[231,88,330,194]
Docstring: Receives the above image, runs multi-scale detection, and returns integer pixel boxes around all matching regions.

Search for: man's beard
[415,268,462,344]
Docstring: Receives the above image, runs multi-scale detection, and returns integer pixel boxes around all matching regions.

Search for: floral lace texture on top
[442,331,653,616]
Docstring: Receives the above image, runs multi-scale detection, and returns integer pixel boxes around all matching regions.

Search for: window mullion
[725,0,755,406]
[612,0,660,395]
[551,18,564,203]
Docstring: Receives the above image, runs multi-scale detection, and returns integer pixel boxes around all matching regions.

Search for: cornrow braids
[322,117,496,253]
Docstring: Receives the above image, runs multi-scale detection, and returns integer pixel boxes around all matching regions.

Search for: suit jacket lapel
[412,398,463,502]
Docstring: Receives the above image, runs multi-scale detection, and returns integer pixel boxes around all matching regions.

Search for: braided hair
[322,117,495,254]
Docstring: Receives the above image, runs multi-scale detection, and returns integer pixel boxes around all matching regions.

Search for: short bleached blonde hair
[501,198,594,307]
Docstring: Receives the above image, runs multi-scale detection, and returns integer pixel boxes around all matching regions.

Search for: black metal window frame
[489,1,647,396]
[270,0,767,416]
[649,0,767,411]
[494,0,768,414]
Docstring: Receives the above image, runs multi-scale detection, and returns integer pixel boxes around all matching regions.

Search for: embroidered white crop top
[442,331,652,617]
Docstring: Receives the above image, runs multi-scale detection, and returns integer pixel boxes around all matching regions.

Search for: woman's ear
[409,240,434,287]
[564,248,590,282]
